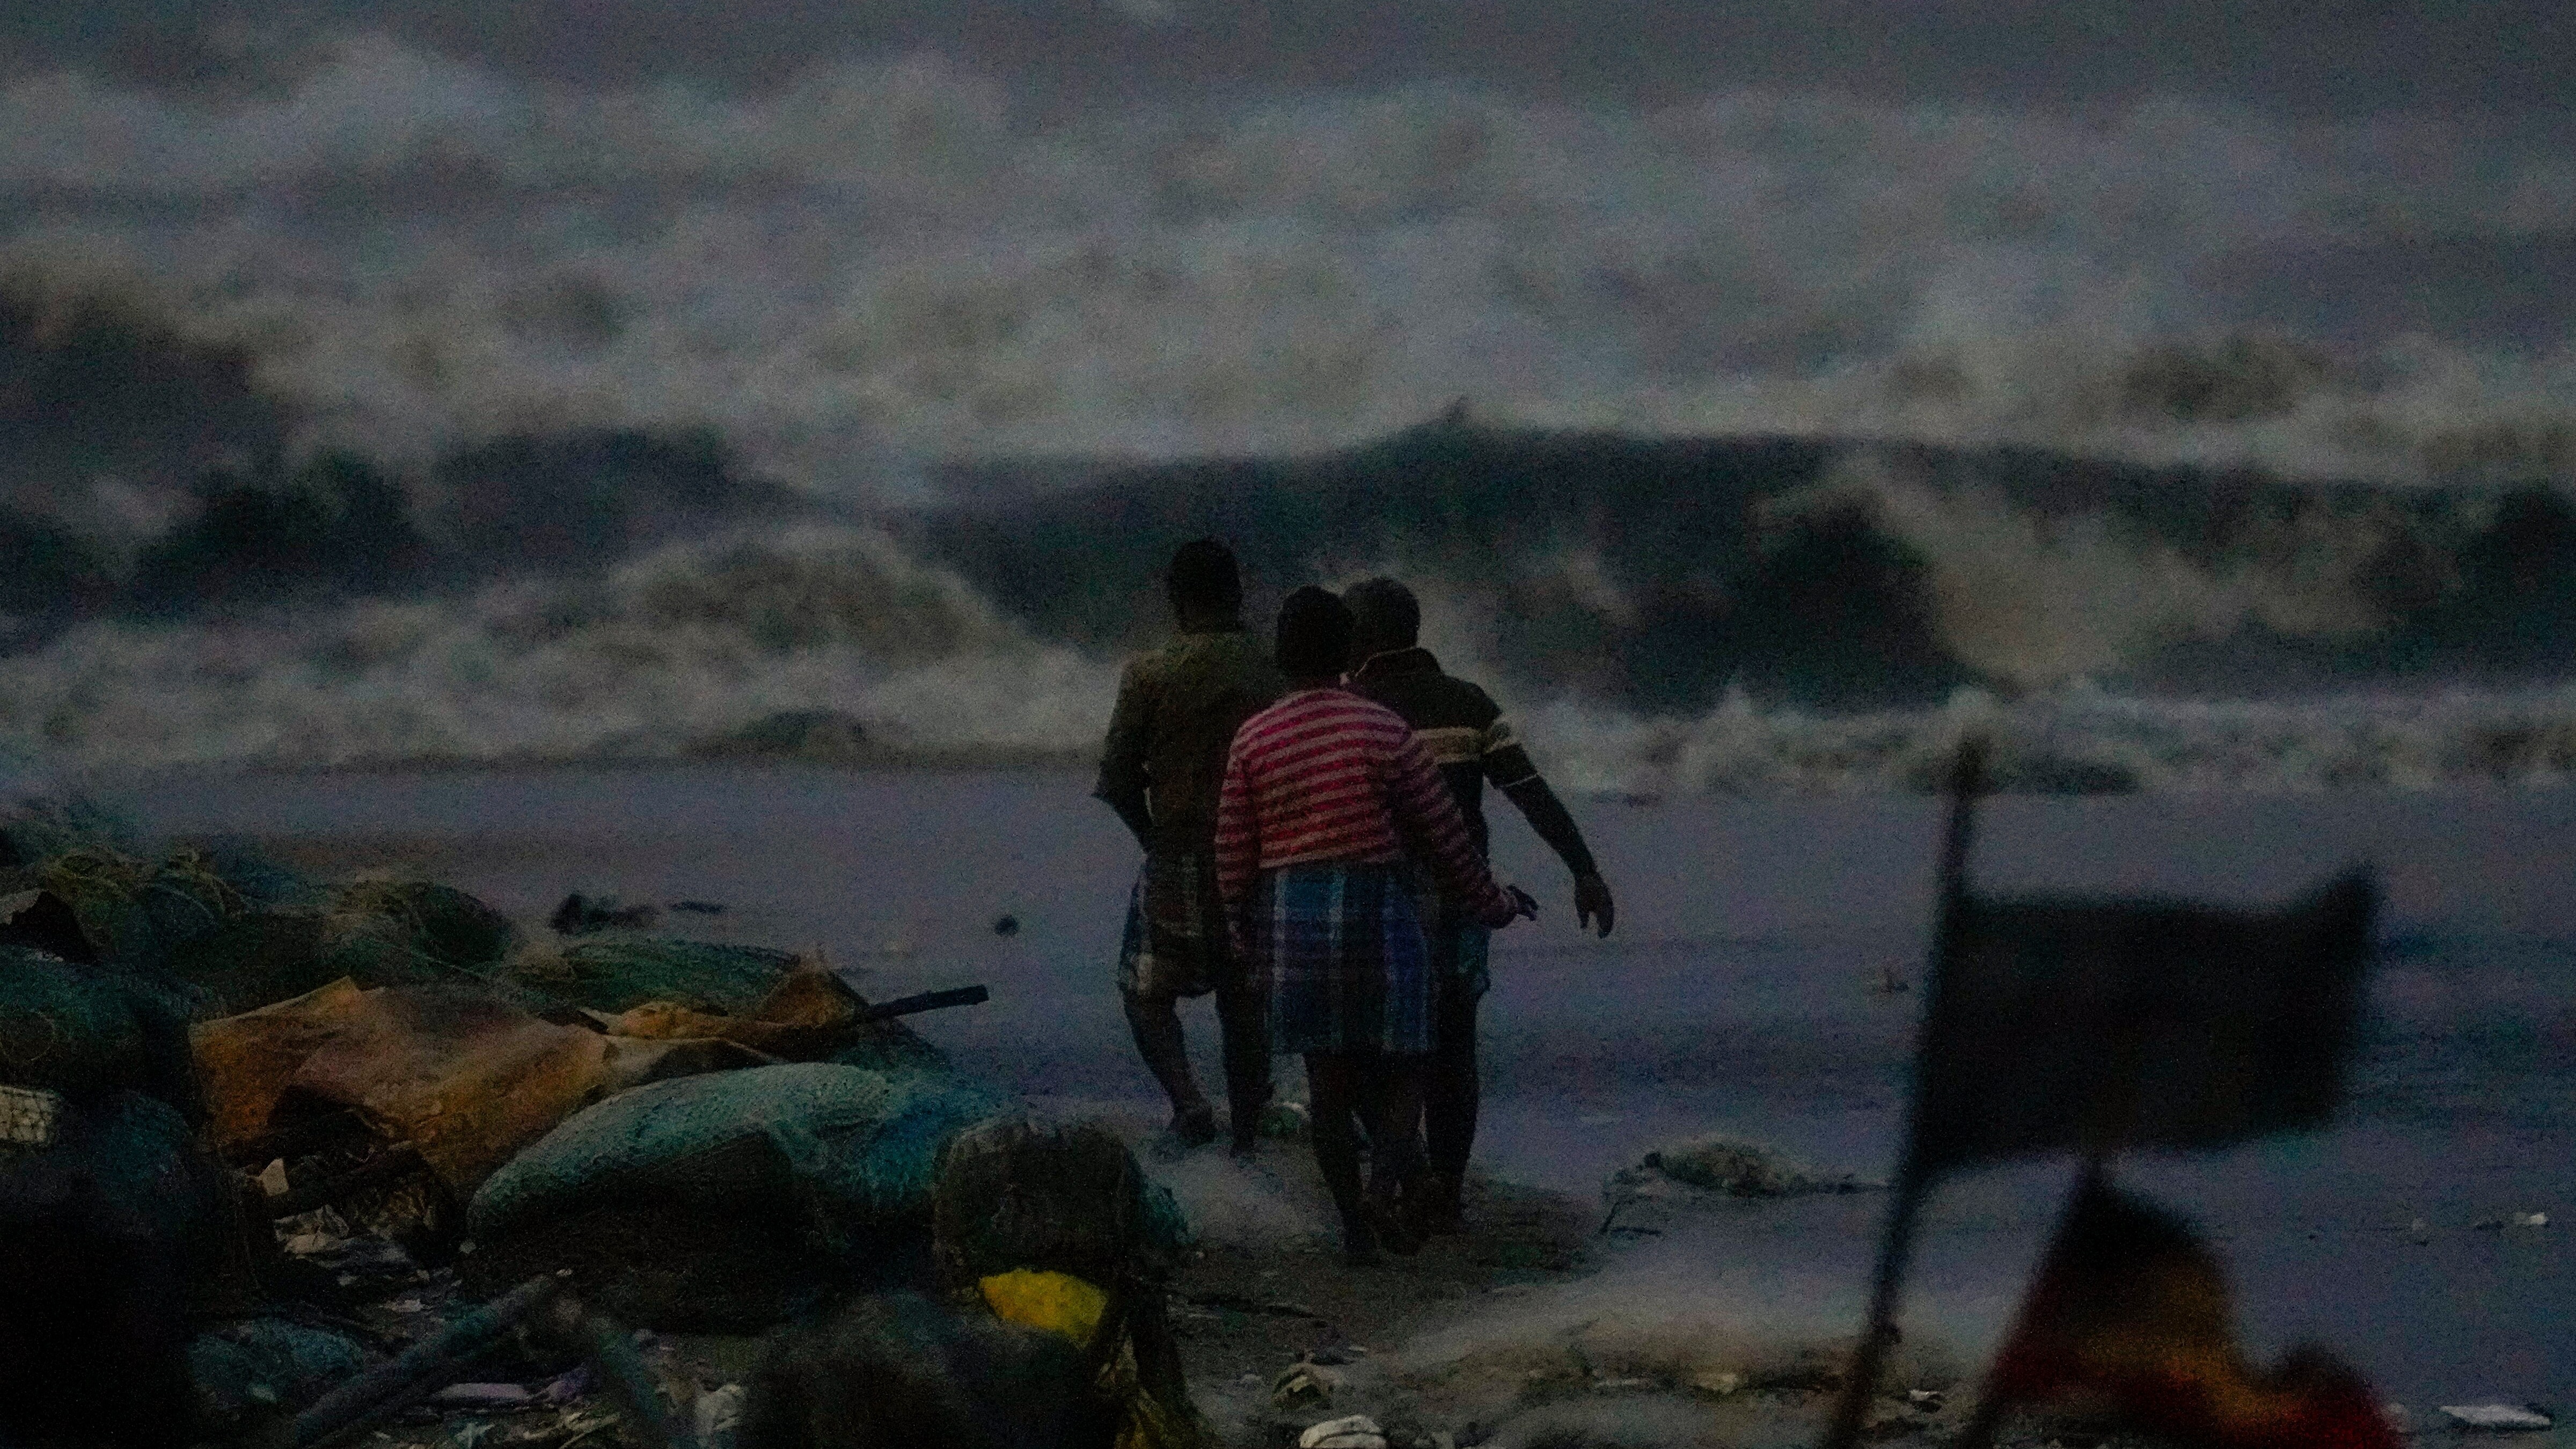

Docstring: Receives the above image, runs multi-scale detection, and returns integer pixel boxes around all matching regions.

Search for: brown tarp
[193,980,769,1189]
[191,979,371,1152]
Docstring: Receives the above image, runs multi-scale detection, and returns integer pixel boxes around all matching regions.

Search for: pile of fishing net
[465,1062,1009,1328]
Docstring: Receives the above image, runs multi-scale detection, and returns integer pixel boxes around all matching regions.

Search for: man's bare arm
[1094,663,1157,852]
[1499,774,1615,937]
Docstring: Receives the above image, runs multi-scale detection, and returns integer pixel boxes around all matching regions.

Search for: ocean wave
[6,515,2576,795]
[0,525,1115,772]
[2,38,2571,494]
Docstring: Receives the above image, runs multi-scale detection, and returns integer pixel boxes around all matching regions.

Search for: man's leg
[1362,1056,1427,1255]
[1124,991,1216,1144]
[1305,1053,1375,1264]
[1213,969,1271,1153]
[1421,978,1480,1232]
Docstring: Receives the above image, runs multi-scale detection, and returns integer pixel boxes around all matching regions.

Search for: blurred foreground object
[1958,1175,2398,1449]
[1824,740,2382,1449]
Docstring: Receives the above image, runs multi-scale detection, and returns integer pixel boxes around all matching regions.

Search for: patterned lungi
[1247,861,1434,1057]
[1116,850,1231,1000]
[1407,868,1494,1003]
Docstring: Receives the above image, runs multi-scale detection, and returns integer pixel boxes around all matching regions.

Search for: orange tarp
[191,978,372,1152]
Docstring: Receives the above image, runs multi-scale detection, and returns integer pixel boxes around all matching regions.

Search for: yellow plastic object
[977,1269,1206,1449]
[978,1269,1110,1346]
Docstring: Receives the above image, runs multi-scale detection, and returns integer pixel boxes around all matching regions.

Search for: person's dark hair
[1275,586,1354,680]
[1343,576,1421,650]
[1166,539,1242,616]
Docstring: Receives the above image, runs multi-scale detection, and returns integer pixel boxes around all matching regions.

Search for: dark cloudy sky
[6,0,2572,119]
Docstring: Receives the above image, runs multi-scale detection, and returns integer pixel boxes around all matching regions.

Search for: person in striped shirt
[1215,586,1534,1264]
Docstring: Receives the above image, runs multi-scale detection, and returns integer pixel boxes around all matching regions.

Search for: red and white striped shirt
[1214,687,1515,927]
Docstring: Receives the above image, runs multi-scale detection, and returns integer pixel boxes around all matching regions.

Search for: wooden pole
[856,983,990,1022]
[1819,739,1986,1449]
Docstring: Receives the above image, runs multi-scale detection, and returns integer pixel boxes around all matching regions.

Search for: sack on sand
[465,1062,1006,1329]
[931,1117,1192,1291]
[0,948,152,1098]
[506,935,804,1016]
[0,948,204,1116]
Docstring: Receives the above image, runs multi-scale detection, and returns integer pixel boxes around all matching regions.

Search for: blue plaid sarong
[1249,861,1434,1057]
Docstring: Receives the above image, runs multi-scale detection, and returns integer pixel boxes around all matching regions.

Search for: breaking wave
[0,526,1115,773]
[6,506,2576,796]
[6,36,2576,790]
[2,35,2572,497]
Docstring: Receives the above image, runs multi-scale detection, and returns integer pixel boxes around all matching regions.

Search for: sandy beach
[97,762,2576,1443]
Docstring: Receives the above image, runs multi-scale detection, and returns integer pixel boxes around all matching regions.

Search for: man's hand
[1574,872,1615,938]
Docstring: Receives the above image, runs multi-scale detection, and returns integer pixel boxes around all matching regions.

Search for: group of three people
[1095,540,1615,1263]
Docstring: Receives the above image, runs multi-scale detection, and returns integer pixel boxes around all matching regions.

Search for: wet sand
[108,763,2576,1435]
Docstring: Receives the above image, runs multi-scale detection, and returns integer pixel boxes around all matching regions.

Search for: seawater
[115,764,2576,1408]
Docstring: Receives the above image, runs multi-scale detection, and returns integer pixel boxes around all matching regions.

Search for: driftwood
[286,1275,700,1449]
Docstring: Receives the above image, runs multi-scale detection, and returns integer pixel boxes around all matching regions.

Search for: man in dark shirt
[1343,576,1616,1231]
[1095,540,1285,1151]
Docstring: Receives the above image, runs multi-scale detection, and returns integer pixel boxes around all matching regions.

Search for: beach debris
[2469,1213,2545,1230]
[992,912,1021,936]
[1259,1099,1312,1140]
[856,983,992,1023]
[289,1275,564,1448]
[1600,1136,1882,1234]
[694,1382,747,1446]
[2440,1404,2554,1431]
[0,890,93,963]
[1693,1369,1745,1396]
[552,893,661,936]
[1,947,197,1105]
[1645,1137,1880,1196]
[1301,1415,1388,1448]
[187,1318,375,1432]
[0,1082,62,1149]
[431,1381,538,1409]
[584,959,868,1058]
[1274,1362,1342,1411]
